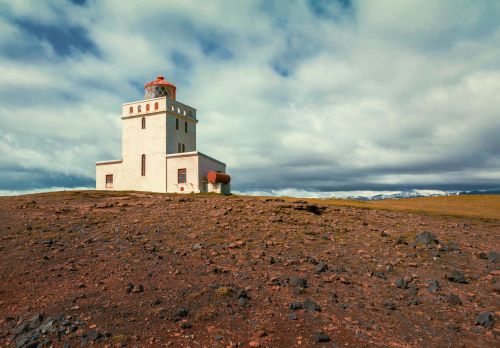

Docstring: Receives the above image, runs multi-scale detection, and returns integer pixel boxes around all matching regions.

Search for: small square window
[105,174,113,188]
[178,168,186,184]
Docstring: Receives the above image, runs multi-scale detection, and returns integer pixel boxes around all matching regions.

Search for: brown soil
[0,191,499,347]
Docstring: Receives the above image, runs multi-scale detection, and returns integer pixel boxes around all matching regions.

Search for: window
[138,105,142,113]
[141,117,146,129]
[178,143,181,153]
[176,118,179,130]
[146,104,150,112]
[178,168,186,183]
[105,174,113,188]
[129,106,133,114]
[141,154,146,176]
[184,121,187,133]
[182,144,185,152]
[154,102,158,110]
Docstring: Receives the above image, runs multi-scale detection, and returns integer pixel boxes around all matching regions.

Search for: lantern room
[144,75,177,100]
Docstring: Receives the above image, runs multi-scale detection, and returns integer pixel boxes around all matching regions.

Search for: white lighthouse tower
[95,75,230,194]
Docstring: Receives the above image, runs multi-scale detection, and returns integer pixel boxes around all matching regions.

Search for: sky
[0,0,499,196]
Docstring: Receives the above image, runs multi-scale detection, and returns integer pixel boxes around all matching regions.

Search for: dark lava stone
[487,251,499,264]
[125,283,134,293]
[383,301,397,310]
[395,278,408,289]
[408,285,419,297]
[289,276,308,288]
[86,330,103,341]
[446,294,462,305]
[475,312,494,328]
[447,270,468,284]
[315,262,328,273]
[180,322,192,329]
[288,313,298,320]
[427,280,441,292]
[289,302,302,310]
[478,251,488,259]
[238,297,249,307]
[374,271,387,279]
[302,299,321,312]
[313,332,331,343]
[175,308,189,318]
[408,298,421,306]
[415,231,439,245]
[330,292,339,303]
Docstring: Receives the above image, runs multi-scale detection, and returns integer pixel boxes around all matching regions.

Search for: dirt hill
[0,191,498,347]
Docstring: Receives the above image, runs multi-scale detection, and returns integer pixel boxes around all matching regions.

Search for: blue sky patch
[14,18,99,57]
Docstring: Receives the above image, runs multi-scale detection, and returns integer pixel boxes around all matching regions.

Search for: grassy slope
[310,195,500,220]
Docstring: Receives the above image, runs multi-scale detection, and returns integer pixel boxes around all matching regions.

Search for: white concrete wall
[121,112,167,192]
[166,154,199,193]
[96,161,122,190]
[166,115,196,154]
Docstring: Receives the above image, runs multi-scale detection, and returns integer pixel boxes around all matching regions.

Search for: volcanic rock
[395,278,408,289]
[302,299,321,312]
[475,312,494,328]
[427,280,441,292]
[446,294,462,305]
[446,270,468,284]
[415,231,439,245]
[313,332,331,343]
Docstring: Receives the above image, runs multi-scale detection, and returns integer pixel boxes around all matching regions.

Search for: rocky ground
[0,191,498,347]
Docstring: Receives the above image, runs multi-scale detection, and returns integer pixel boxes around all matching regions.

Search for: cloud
[0,0,499,193]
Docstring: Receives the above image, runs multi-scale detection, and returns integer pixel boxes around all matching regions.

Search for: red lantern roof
[144,75,176,89]
[144,75,176,100]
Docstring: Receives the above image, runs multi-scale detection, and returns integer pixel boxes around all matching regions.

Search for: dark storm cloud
[12,18,99,57]
[0,167,94,190]
[0,0,499,195]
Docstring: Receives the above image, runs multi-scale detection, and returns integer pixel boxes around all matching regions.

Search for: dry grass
[306,195,500,220]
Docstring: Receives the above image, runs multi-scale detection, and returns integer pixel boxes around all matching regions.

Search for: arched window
[141,117,146,129]
[138,105,142,113]
[184,121,187,133]
[178,143,181,153]
[154,102,158,110]
[176,118,179,130]
[129,106,133,114]
[146,104,150,112]
[141,154,146,176]
[182,144,185,152]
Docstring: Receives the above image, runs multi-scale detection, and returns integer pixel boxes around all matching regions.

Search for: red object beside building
[207,171,231,184]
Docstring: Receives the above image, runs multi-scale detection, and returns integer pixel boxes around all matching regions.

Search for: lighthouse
[95,75,230,194]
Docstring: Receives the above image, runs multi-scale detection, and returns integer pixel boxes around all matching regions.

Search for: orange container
[207,171,231,184]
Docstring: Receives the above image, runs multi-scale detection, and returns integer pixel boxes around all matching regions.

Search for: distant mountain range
[345,188,500,201]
